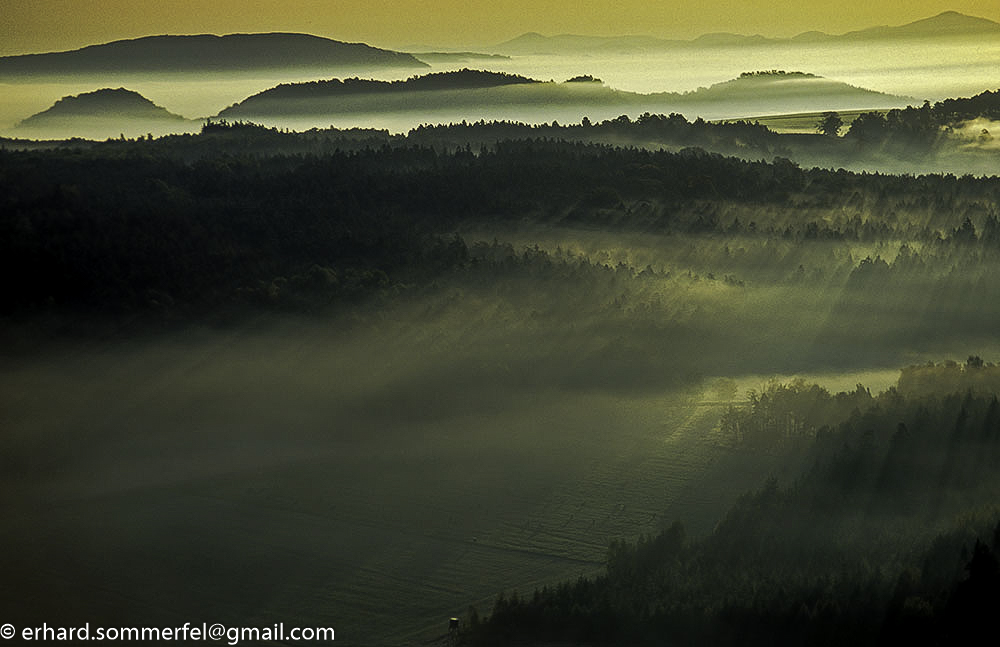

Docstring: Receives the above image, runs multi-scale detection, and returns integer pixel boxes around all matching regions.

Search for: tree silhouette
[816,111,843,137]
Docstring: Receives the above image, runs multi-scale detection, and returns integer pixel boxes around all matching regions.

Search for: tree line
[846,89,1000,144]
[2,134,998,325]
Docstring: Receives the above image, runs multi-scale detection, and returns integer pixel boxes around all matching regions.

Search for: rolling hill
[0,33,428,77]
[15,88,197,139]
[215,69,908,124]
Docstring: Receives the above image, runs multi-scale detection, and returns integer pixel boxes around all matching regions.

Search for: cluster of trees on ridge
[846,88,1000,143]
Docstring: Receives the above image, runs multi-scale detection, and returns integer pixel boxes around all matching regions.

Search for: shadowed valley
[3,10,1000,647]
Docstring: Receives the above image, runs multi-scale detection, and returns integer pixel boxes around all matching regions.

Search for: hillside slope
[15,88,196,138]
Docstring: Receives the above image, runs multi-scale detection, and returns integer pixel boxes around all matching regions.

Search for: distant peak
[508,32,546,41]
[913,9,996,23]
[855,10,1000,36]
[694,32,742,40]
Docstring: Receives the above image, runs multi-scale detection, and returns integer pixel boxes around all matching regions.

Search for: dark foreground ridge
[2,117,1000,331]
[4,87,1000,646]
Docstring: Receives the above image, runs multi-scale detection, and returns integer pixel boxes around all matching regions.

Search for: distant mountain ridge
[837,10,1000,39]
[0,33,428,76]
[494,11,1000,54]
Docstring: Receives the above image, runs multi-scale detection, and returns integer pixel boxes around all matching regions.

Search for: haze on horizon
[3,0,1000,55]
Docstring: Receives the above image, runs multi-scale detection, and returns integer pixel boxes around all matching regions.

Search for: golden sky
[3,0,999,55]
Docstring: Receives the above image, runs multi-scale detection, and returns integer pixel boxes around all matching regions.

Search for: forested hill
[692,70,898,103]
[216,69,906,120]
[18,88,188,125]
[222,69,538,105]
[213,68,555,119]
[12,88,198,140]
[0,33,428,76]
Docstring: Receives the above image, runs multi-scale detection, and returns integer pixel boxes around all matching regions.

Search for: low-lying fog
[2,35,998,136]
[4,215,1000,642]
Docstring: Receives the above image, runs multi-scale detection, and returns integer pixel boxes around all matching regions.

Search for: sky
[3,0,1000,55]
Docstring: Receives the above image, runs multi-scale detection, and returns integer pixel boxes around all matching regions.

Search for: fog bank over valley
[2,23,998,136]
[4,11,1000,646]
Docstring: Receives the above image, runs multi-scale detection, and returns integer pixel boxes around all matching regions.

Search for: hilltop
[15,88,196,139]
[0,33,428,76]
[217,69,543,118]
[836,10,1000,40]
[242,69,539,99]
[687,70,898,102]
